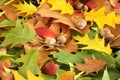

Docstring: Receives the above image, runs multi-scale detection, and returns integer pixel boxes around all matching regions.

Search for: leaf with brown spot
[74,58,106,74]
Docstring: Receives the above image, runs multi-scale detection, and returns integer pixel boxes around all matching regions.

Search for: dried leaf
[0,0,20,21]
[49,23,61,37]
[84,7,120,29]
[105,24,120,47]
[36,3,85,34]
[73,34,112,54]
[39,0,46,7]
[61,39,78,52]
[47,0,73,14]
[58,71,75,80]
[90,0,108,10]
[74,58,106,74]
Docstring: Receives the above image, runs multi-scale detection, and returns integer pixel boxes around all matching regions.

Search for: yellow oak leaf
[12,69,44,80]
[47,0,73,14]
[13,1,37,16]
[84,7,120,29]
[73,34,112,54]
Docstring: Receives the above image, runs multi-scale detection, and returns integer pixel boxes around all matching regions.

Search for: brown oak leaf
[0,0,23,21]
[105,24,120,47]
[36,3,89,34]
[74,58,106,74]
[89,0,107,10]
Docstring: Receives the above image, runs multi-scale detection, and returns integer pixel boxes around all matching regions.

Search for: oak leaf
[73,34,112,54]
[12,69,44,80]
[47,0,73,14]
[89,0,108,10]
[16,48,40,78]
[0,0,20,21]
[74,58,106,74]
[105,24,120,47]
[13,1,37,16]
[36,3,86,34]
[39,0,46,7]
[84,7,120,29]
[0,19,35,47]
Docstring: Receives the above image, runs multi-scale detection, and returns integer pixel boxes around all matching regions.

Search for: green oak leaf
[76,50,114,64]
[0,19,16,28]
[16,48,41,78]
[0,19,35,47]
[52,49,83,64]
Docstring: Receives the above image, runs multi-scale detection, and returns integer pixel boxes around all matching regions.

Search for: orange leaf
[58,71,75,80]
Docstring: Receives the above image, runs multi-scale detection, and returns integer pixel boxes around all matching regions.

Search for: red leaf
[86,0,96,9]
[35,27,56,38]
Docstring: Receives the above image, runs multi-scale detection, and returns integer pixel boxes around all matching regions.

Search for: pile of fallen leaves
[0,0,120,80]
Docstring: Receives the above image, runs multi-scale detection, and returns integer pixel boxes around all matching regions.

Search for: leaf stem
[111,34,120,42]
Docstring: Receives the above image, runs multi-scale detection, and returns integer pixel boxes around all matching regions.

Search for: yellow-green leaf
[12,69,44,80]
[47,0,73,14]
[27,69,44,80]
[73,34,112,54]
[13,1,37,16]
[84,7,120,29]
[12,70,25,80]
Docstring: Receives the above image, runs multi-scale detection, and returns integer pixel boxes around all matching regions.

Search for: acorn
[41,62,59,76]
[76,18,87,29]
[44,37,56,48]
[57,34,67,45]
[100,28,114,40]
[35,27,57,48]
